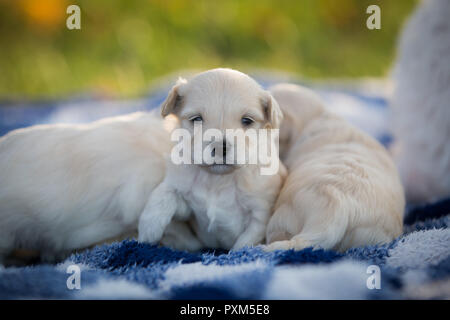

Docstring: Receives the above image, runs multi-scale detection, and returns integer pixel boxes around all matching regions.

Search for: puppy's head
[162,68,283,174]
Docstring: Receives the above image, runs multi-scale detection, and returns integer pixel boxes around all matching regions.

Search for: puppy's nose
[210,140,227,158]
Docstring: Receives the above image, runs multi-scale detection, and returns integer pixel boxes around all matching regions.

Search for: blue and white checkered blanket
[0,76,449,299]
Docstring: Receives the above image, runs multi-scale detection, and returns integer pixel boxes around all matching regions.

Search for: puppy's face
[162,68,283,174]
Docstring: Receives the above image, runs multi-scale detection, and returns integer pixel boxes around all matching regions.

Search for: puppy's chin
[201,164,237,175]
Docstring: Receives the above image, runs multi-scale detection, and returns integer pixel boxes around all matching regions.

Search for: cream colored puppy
[138,68,286,251]
[265,84,405,252]
[0,112,172,263]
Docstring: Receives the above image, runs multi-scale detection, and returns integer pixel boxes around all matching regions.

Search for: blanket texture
[0,77,449,299]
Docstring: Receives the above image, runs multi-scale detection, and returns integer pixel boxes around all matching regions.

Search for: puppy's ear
[161,78,187,117]
[261,91,283,129]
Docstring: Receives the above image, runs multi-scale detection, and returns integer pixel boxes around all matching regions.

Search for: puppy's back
[269,84,325,160]
[267,84,405,252]
[0,112,171,255]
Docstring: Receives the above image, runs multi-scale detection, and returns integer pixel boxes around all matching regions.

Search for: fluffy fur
[0,112,172,263]
[390,0,450,203]
[139,68,286,251]
[265,83,405,252]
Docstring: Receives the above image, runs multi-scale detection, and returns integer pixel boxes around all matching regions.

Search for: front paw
[263,237,313,252]
[41,251,69,263]
[137,223,164,244]
[263,240,294,252]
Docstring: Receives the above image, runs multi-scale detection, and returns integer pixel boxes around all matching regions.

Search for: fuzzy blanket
[0,77,449,299]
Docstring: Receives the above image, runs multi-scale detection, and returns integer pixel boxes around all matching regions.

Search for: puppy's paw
[264,238,314,252]
[137,232,160,245]
[137,224,164,245]
[263,240,294,252]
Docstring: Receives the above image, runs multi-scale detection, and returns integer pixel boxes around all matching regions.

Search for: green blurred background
[0,0,418,101]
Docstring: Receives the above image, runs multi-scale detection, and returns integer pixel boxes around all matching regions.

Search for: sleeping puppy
[0,112,172,264]
[265,83,405,252]
[138,68,286,251]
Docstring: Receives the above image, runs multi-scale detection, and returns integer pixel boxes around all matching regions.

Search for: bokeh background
[0,0,418,101]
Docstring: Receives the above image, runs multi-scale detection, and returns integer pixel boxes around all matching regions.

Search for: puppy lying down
[0,112,172,263]
[139,69,286,251]
[0,68,404,263]
[265,84,405,252]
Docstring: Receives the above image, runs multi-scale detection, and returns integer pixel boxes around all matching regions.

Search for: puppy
[0,112,172,263]
[138,68,286,251]
[265,84,405,252]
[391,0,450,203]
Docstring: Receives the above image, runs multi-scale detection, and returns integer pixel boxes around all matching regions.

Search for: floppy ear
[161,78,187,117]
[261,91,283,129]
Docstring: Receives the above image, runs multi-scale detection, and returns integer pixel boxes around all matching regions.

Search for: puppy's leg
[232,212,268,250]
[264,235,312,251]
[138,182,188,244]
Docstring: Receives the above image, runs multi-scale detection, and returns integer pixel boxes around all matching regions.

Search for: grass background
[0,0,418,101]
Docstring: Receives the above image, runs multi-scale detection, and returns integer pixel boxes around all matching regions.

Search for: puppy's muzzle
[203,139,236,174]
[211,140,227,159]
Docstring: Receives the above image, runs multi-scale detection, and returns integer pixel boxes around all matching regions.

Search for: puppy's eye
[241,117,254,126]
[189,115,203,122]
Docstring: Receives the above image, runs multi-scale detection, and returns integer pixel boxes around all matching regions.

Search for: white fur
[139,69,286,251]
[265,84,405,252]
[391,0,450,203]
[0,112,172,263]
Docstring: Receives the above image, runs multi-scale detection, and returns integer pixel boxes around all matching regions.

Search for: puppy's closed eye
[189,115,203,123]
[241,116,254,127]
